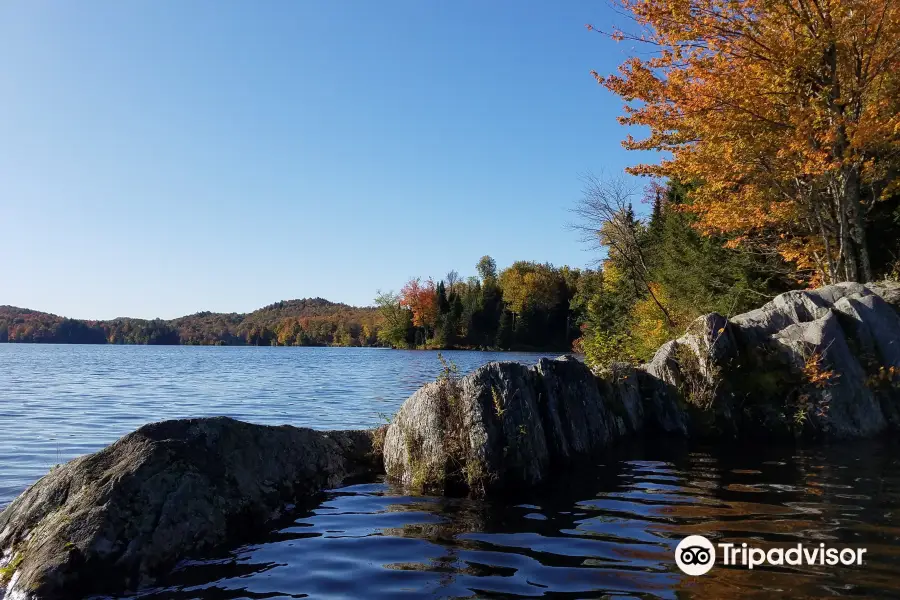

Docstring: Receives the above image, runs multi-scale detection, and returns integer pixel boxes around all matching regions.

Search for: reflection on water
[115,439,900,599]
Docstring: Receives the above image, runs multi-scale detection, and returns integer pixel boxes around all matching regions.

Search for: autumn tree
[592,0,900,283]
[374,290,412,348]
[498,262,561,317]
[573,174,675,325]
[400,277,439,344]
[497,262,569,348]
[573,180,782,367]
[276,319,301,346]
[476,255,498,283]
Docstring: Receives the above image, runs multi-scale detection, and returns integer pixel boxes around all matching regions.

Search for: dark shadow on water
[109,436,900,599]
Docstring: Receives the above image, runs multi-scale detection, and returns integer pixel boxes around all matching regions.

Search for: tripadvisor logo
[675,535,867,575]
[675,535,716,575]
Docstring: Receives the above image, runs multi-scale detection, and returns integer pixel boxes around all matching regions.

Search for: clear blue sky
[1,1,646,320]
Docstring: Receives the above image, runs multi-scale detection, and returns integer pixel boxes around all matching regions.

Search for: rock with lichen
[0,417,377,600]
[383,357,645,496]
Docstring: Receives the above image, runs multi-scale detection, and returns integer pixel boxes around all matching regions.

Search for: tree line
[1,264,605,352]
[374,256,599,350]
[0,299,380,347]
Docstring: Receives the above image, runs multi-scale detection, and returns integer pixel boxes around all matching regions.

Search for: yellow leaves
[596,0,900,280]
[867,365,900,390]
[803,351,839,390]
[499,262,560,314]
[629,282,684,359]
[602,262,625,287]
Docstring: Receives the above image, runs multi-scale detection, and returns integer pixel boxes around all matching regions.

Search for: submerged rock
[0,417,377,600]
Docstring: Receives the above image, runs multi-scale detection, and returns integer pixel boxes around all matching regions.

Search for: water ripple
[3,346,900,598]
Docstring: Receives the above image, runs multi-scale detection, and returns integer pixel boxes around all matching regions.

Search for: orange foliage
[400,277,438,329]
[593,0,900,283]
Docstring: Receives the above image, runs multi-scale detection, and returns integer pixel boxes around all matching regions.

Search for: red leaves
[400,278,438,329]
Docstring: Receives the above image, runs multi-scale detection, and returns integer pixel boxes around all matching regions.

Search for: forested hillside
[1,261,600,351]
[0,299,380,347]
[2,256,603,351]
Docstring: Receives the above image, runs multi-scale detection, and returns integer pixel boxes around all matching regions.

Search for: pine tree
[436,281,450,315]
[496,310,513,350]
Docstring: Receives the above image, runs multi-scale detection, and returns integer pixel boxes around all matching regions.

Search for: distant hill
[0,299,380,346]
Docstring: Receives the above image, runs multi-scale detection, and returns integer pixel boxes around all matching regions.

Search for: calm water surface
[0,345,556,506]
[2,345,900,599]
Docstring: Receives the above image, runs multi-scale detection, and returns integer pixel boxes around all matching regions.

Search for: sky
[1,1,649,320]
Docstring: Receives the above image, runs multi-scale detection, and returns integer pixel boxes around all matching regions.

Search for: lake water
[0,345,557,507]
[2,345,900,599]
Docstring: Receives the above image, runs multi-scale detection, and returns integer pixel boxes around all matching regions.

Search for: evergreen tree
[436,281,450,315]
[496,310,513,350]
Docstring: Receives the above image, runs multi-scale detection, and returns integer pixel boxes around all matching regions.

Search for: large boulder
[638,341,690,435]
[533,357,635,461]
[866,280,900,311]
[0,418,378,600]
[732,283,900,438]
[383,362,550,496]
[634,313,739,438]
[834,292,900,368]
[833,291,900,427]
[665,282,900,439]
[771,310,887,438]
[382,358,643,496]
[729,283,869,348]
[597,362,645,434]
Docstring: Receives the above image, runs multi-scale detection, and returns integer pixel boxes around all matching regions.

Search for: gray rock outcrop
[0,417,377,600]
[384,281,900,494]
[382,357,648,495]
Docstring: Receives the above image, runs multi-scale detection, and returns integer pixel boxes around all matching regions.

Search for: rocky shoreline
[2,281,899,599]
[0,420,378,599]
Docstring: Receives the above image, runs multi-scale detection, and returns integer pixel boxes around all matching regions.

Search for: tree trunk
[813,200,838,284]
[843,164,873,282]
[822,41,868,283]
[836,192,857,283]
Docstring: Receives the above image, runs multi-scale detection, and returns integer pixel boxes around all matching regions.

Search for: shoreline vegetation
[0,256,594,353]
